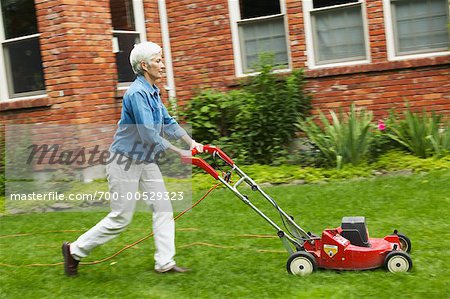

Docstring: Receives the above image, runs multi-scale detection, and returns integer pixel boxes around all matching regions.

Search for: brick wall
[166,0,235,105]
[1,0,121,176]
[1,0,449,124]
[2,0,119,124]
[306,64,450,118]
[304,0,450,116]
[166,0,450,115]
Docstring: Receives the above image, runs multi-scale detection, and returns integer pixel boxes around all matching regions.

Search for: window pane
[3,37,45,96]
[114,33,140,82]
[1,0,39,39]
[239,0,281,19]
[313,0,358,9]
[239,16,288,72]
[393,0,449,55]
[312,5,366,64]
[110,0,135,31]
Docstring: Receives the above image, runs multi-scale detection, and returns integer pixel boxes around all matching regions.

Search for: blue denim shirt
[110,75,187,161]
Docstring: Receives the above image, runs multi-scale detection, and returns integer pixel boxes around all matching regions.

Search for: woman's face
[143,51,165,84]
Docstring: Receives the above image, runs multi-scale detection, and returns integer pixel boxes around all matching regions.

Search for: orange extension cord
[0,183,221,268]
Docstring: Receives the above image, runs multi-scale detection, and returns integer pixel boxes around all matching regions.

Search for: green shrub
[181,89,238,144]
[182,58,311,165]
[297,104,373,168]
[231,64,311,164]
[387,108,450,158]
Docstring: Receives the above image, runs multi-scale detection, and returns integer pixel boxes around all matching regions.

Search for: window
[386,0,449,57]
[229,0,290,75]
[110,0,146,84]
[0,0,45,99]
[303,0,370,68]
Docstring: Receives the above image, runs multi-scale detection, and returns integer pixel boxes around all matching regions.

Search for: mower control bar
[181,145,234,180]
[192,145,234,166]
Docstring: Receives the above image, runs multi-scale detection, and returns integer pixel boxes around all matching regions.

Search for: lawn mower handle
[192,145,234,166]
[180,145,234,180]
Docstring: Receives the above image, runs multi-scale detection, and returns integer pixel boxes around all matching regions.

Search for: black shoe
[155,265,190,274]
[62,242,79,276]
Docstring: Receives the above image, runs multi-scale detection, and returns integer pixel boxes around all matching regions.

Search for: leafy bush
[181,59,311,165]
[180,89,238,144]
[232,65,311,164]
[386,108,450,158]
[297,104,373,168]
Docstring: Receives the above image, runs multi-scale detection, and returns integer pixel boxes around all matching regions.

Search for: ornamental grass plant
[297,104,373,168]
[386,108,450,158]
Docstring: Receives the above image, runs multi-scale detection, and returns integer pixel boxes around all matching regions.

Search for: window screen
[239,16,288,72]
[392,0,449,55]
[312,5,366,64]
[237,0,288,73]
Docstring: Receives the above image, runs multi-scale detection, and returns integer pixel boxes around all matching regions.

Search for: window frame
[0,3,46,101]
[302,0,371,69]
[382,0,450,61]
[228,0,291,77]
[111,0,147,88]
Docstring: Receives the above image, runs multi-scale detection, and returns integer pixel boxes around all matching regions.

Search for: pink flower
[377,120,386,131]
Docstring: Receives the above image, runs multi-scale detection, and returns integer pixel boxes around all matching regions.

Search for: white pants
[70,154,176,271]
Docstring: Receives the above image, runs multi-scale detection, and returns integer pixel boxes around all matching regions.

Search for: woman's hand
[190,140,204,153]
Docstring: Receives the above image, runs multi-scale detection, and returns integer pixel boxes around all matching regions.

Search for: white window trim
[133,0,147,43]
[302,0,371,70]
[0,7,9,101]
[382,0,450,61]
[111,0,147,43]
[0,6,46,101]
[1,93,47,103]
[158,0,176,99]
[112,0,147,87]
[228,0,291,77]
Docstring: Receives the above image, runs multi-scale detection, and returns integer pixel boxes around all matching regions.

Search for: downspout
[158,0,176,100]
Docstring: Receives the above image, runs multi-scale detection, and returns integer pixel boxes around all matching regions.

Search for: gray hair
[129,42,162,76]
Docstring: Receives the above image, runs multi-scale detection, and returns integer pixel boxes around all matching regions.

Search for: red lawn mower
[182,145,413,275]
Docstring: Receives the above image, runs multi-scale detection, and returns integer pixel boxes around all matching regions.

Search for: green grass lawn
[1,170,449,298]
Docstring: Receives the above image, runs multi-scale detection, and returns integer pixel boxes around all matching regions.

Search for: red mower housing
[305,224,401,270]
[287,217,412,275]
